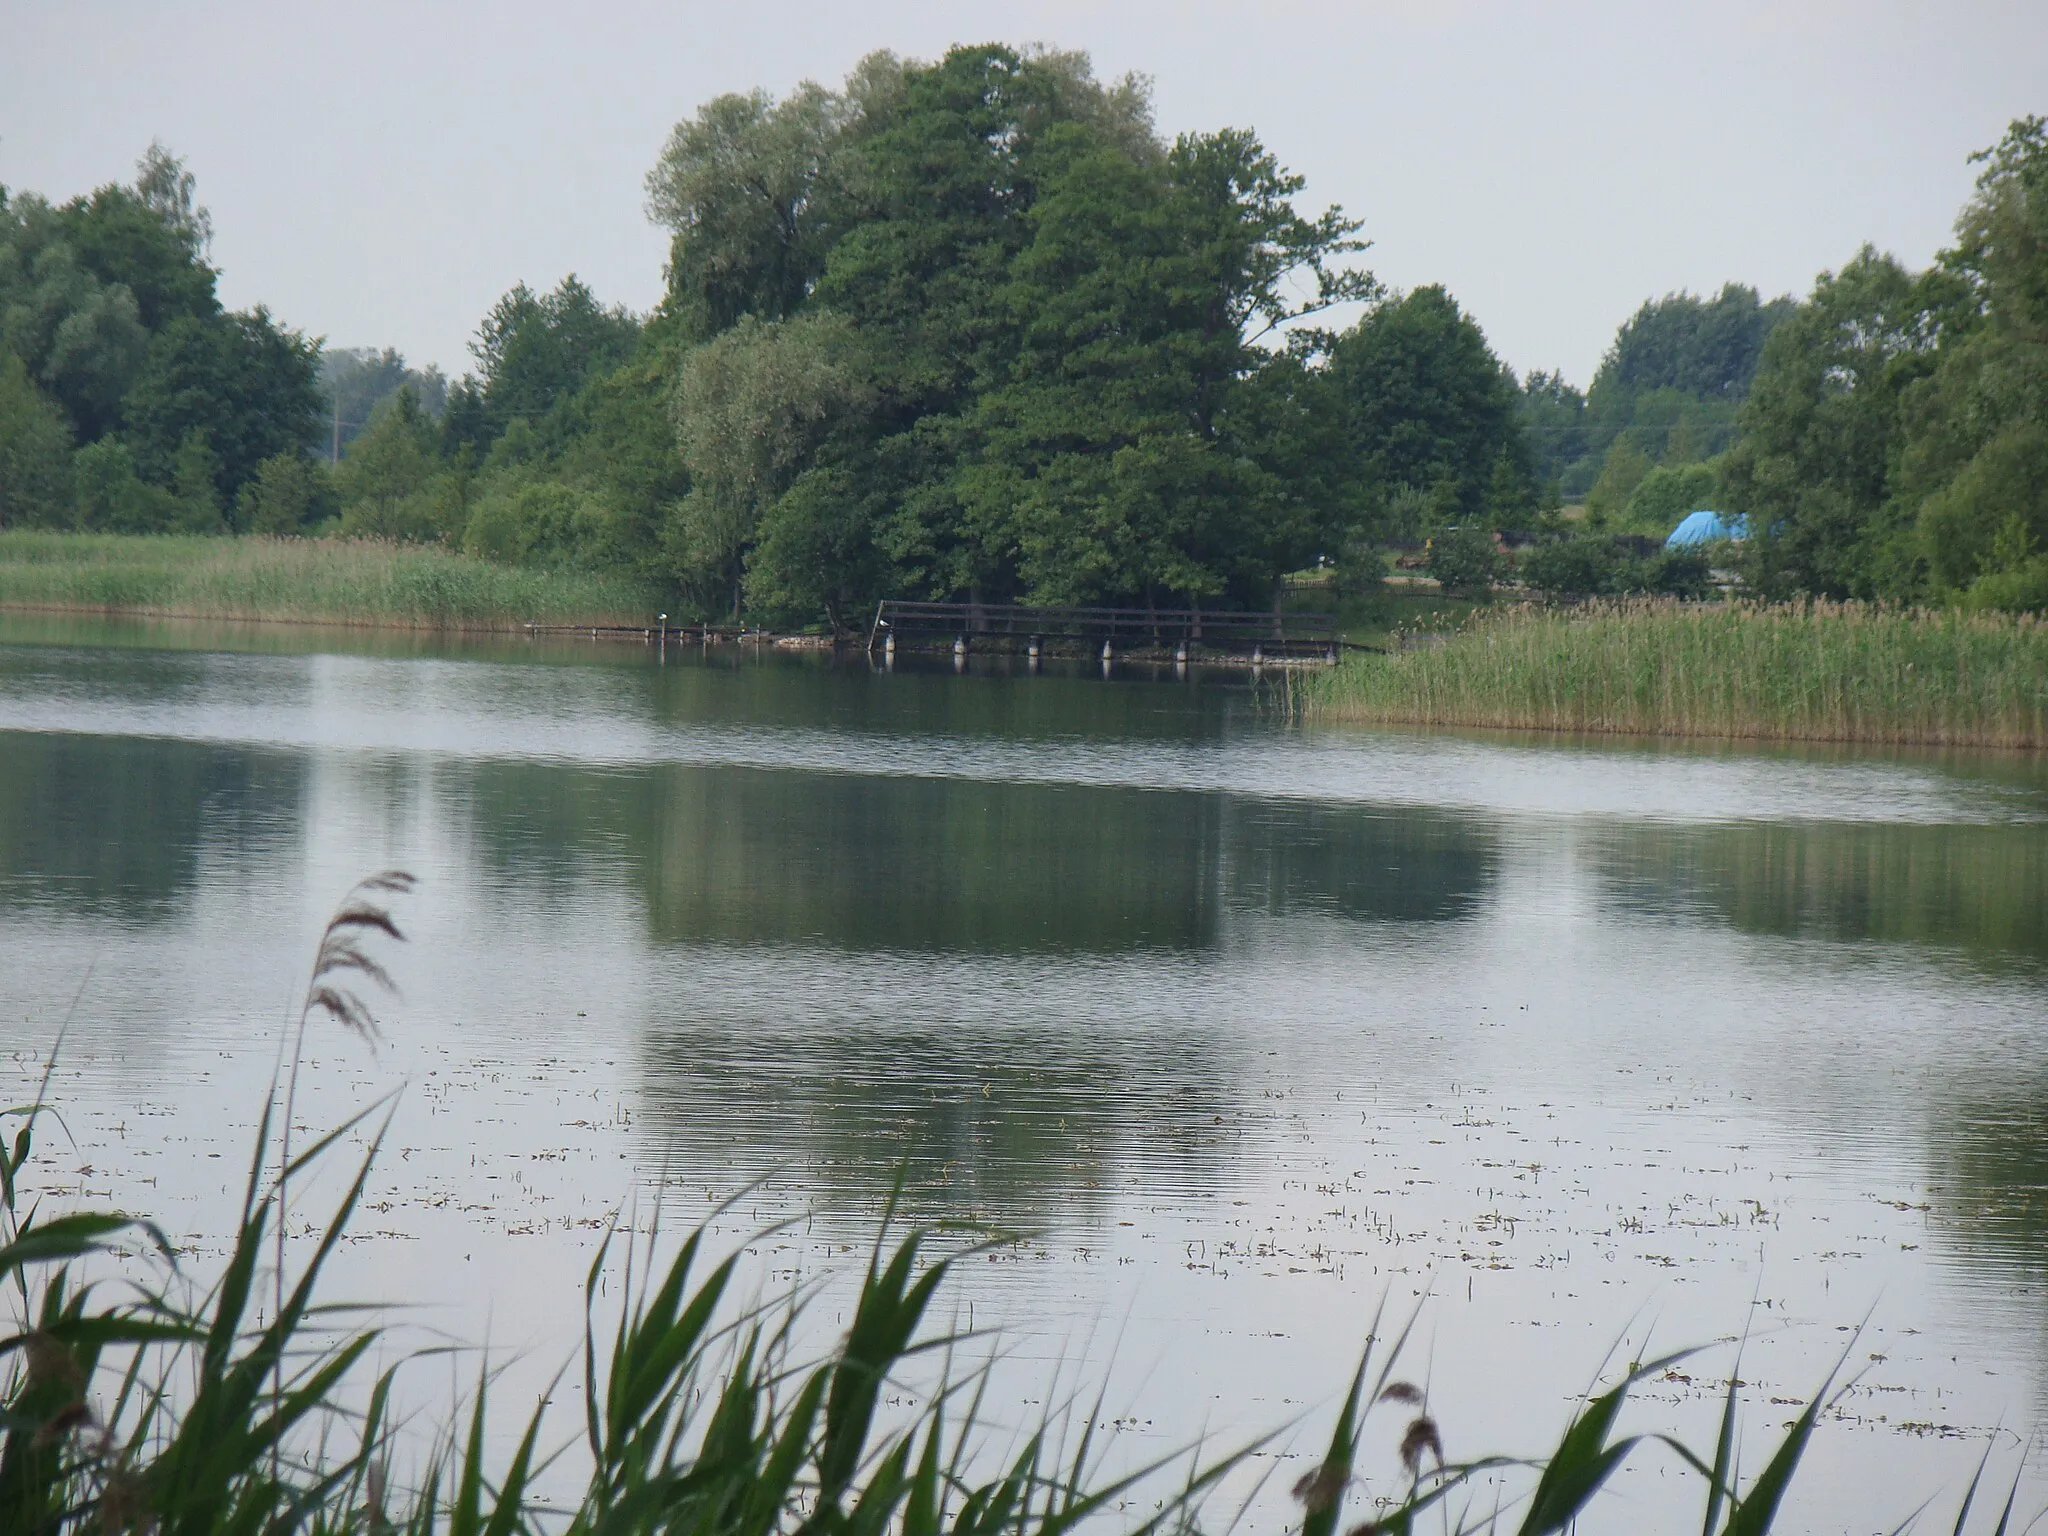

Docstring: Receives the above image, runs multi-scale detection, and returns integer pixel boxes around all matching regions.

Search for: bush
[1965,552,2048,614]
[1520,533,1713,598]
[69,438,212,533]
[234,452,336,535]
[462,476,633,568]
[1425,525,1498,592]
[1622,459,1720,535]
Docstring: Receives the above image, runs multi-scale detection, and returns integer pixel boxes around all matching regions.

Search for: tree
[646,82,858,339]
[337,387,449,540]
[54,149,218,331]
[320,347,446,458]
[669,312,871,617]
[236,451,336,536]
[1329,286,1529,528]
[121,307,323,503]
[473,276,639,435]
[1517,369,1589,496]
[0,351,76,526]
[70,437,186,532]
[1593,285,1797,407]
[1425,524,1496,593]
[0,195,151,440]
[1621,460,1720,536]
[1892,117,2048,605]
[1720,249,1944,598]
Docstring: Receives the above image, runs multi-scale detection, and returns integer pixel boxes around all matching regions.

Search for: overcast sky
[5,1,2042,386]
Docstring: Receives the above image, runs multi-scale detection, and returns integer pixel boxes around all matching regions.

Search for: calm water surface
[3,613,2047,1533]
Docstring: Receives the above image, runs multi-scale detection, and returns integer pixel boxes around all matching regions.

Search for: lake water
[3,612,2047,1533]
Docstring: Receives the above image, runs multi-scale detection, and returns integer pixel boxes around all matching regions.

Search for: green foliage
[70,438,196,533]
[12,80,2036,631]
[461,477,637,570]
[1596,284,1796,408]
[473,275,639,438]
[0,194,153,442]
[320,346,446,457]
[1519,533,1713,598]
[1722,118,2048,605]
[646,80,860,340]
[1621,459,1720,535]
[1517,369,1590,497]
[1584,436,1652,527]
[1720,248,1942,599]
[120,308,326,505]
[1916,421,2048,597]
[0,353,75,527]
[638,43,1375,623]
[670,312,871,615]
[1425,524,1498,593]
[1580,285,1794,478]
[337,388,460,542]
[234,453,336,537]
[1330,285,1528,528]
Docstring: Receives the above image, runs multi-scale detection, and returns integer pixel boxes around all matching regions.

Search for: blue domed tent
[1665,510,1750,549]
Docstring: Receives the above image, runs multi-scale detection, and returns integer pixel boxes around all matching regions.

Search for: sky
[4,1,2043,387]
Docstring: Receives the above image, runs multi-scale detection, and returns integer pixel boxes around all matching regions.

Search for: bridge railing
[868,600,1340,654]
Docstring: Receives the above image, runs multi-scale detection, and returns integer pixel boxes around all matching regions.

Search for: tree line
[1,50,2042,620]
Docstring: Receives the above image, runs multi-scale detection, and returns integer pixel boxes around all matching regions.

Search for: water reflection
[1597,821,2048,972]
[637,1018,1245,1225]
[446,760,1499,954]
[0,731,303,924]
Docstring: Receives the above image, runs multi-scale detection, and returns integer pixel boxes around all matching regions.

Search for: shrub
[1425,525,1497,592]
[1622,459,1720,535]
[1520,533,1712,598]
[234,452,336,536]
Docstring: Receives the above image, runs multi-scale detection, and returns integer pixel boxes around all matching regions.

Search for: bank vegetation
[0,529,657,629]
[1302,598,2048,749]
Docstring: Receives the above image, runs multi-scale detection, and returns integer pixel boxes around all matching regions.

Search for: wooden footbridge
[866,600,1347,664]
[522,600,1361,666]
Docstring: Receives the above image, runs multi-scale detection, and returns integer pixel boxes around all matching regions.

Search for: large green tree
[1720,249,1951,597]
[1326,285,1529,532]
[1895,116,2048,605]
[472,276,640,436]
[122,307,323,508]
[655,44,1373,621]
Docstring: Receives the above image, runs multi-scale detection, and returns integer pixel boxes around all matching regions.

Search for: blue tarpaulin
[1665,510,1750,549]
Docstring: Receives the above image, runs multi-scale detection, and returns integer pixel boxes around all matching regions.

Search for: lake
[3,612,2046,1533]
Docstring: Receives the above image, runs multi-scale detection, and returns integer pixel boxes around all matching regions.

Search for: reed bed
[1303,598,2048,749]
[0,531,660,630]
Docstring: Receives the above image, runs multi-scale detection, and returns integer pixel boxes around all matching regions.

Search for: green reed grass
[0,531,661,629]
[1302,598,2048,749]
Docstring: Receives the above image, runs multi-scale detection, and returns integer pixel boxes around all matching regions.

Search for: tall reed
[0,531,660,630]
[1301,598,2048,749]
